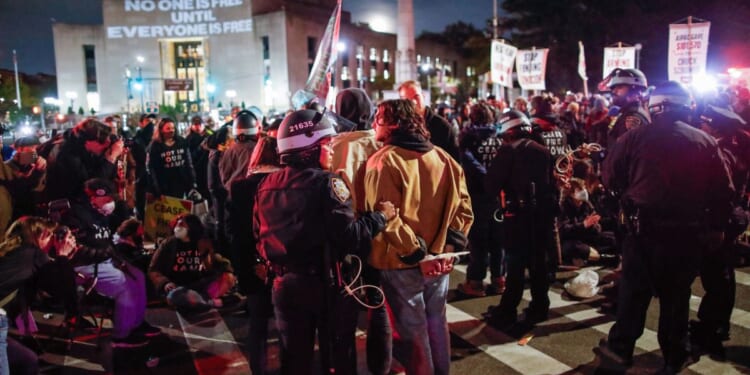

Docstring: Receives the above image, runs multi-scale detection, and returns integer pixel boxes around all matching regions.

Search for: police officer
[605,68,651,146]
[253,109,396,375]
[691,105,750,359]
[596,82,734,373]
[483,110,558,328]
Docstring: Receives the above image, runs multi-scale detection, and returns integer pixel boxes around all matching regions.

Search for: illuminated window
[83,45,97,92]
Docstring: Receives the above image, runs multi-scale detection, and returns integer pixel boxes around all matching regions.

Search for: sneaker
[486,277,506,295]
[111,333,149,348]
[134,321,162,337]
[456,280,486,297]
[594,338,633,367]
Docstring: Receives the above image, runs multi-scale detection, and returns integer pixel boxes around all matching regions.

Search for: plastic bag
[564,269,600,299]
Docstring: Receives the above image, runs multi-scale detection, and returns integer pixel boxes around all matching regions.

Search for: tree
[78,106,84,115]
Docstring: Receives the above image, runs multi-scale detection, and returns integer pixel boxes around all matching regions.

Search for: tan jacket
[330,130,380,212]
[364,145,473,270]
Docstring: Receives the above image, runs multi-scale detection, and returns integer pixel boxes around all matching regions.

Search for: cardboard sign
[144,194,193,242]
[602,47,636,79]
[491,40,518,88]
[516,49,549,91]
[668,22,711,85]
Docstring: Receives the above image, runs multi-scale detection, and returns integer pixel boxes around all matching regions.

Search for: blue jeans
[380,268,450,375]
[0,309,7,375]
[75,259,147,339]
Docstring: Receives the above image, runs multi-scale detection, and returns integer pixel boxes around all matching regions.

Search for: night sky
[0,0,495,75]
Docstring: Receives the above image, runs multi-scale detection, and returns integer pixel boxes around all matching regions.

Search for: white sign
[490,40,517,88]
[515,49,548,91]
[668,22,711,85]
[107,0,252,39]
[602,47,636,79]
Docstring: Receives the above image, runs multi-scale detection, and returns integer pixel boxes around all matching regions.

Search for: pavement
[20,264,750,374]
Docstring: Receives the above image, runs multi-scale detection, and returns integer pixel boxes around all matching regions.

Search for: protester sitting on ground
[148,214,239,313]
[114,218,151,273]
[61,178,160,348]
[559,178,618,267]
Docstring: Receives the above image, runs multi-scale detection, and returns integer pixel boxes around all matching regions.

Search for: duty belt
[270,263,322,277]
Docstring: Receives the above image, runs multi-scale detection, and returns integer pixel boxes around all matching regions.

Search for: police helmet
[607,68,648,90]
[701,104,747,129]
[233,110,259,137]
[497,110,531,135]
[648,81,692,115]
[277,109,337,155]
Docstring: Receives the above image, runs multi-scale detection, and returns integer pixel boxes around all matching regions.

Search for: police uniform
[600,99,733,369]
[484,134,557,325]
[607,98,651,147]
[693,106,750,354]
[253,109,387,375]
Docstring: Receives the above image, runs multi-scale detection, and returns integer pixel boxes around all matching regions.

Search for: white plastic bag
[564,269,600,299]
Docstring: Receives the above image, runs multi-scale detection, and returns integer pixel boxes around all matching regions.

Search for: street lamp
[41,97,58,131]
[65,91,77,114]
[226,90,237,107]
[206,83,216,109]
[136,56,145,113]
[420,63,433,102]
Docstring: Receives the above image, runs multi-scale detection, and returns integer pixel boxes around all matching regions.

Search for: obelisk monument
[395,0,417,85]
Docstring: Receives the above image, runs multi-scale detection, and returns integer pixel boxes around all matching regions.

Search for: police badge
[331,177,351,203]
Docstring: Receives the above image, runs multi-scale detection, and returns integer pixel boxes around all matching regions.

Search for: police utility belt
[620,207,706,236]
[270,263,322,277]
[494,198,535,222]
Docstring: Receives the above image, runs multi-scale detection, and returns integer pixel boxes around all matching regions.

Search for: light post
[65,91,77,115]
[125,66,132,113]
[226,90,237,108]
[42,97,58,131]
[137,56,145,113]
[421,63,432,103]
[206,83,216,110]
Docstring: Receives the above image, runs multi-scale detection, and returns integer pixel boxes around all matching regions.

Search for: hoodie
[335,88,374,130]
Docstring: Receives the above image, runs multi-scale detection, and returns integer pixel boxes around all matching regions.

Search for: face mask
[174,226,189,240]
[573,189,589,202]
[163,132,175,140]
[97,201,116,216]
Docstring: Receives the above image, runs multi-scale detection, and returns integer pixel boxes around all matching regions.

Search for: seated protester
[149,214,238,313]
[4,137,47,220]
[61,178,160,348]
[114,218,150,273]
[559,178,617,267]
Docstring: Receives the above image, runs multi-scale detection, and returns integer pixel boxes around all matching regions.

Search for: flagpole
[13,50,22,110]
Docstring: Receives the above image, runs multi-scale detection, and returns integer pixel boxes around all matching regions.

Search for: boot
[486,276,506,295]
[456,279,486,297]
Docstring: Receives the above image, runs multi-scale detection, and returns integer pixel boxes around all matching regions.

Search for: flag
[292,0,342,109]
[577,41,587,80]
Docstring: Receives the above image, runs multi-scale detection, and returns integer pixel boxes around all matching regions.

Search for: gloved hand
[187,189,203,202]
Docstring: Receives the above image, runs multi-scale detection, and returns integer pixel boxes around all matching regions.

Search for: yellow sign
[144,194,193,242]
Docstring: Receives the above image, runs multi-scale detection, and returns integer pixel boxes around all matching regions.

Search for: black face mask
[133,236,144,249]
[163,132,175,140]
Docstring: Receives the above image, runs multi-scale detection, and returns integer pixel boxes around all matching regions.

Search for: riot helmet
[700,104,746,130]
[606,68,648,107]
[497,110,532,136]
[648,81,692,117]
[277,109,337,165]
[233,110,260,140]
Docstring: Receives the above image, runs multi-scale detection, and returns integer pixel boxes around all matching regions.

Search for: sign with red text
[602,47,636,79]
[668,22,711,85]
[515,48,548,91]
[490,40,517,88]
[144,194,193,242]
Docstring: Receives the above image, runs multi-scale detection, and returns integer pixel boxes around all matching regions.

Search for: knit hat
[84,178,116,198]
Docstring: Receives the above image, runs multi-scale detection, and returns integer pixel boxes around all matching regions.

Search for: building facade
[53,0,472,114]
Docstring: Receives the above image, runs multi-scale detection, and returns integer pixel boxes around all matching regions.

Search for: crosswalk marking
[176,310,250,375]
[446,304,572,374]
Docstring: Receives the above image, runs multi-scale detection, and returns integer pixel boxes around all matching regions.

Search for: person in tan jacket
[365,99,473,375]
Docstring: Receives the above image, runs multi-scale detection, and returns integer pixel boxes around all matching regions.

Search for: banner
[490,40,518,88]
[668,21,711,85]
[292,0,342,109]
[578,41,587,80]
[516,48,549,91]
[144,194,193,242]
[602,47,636,79]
